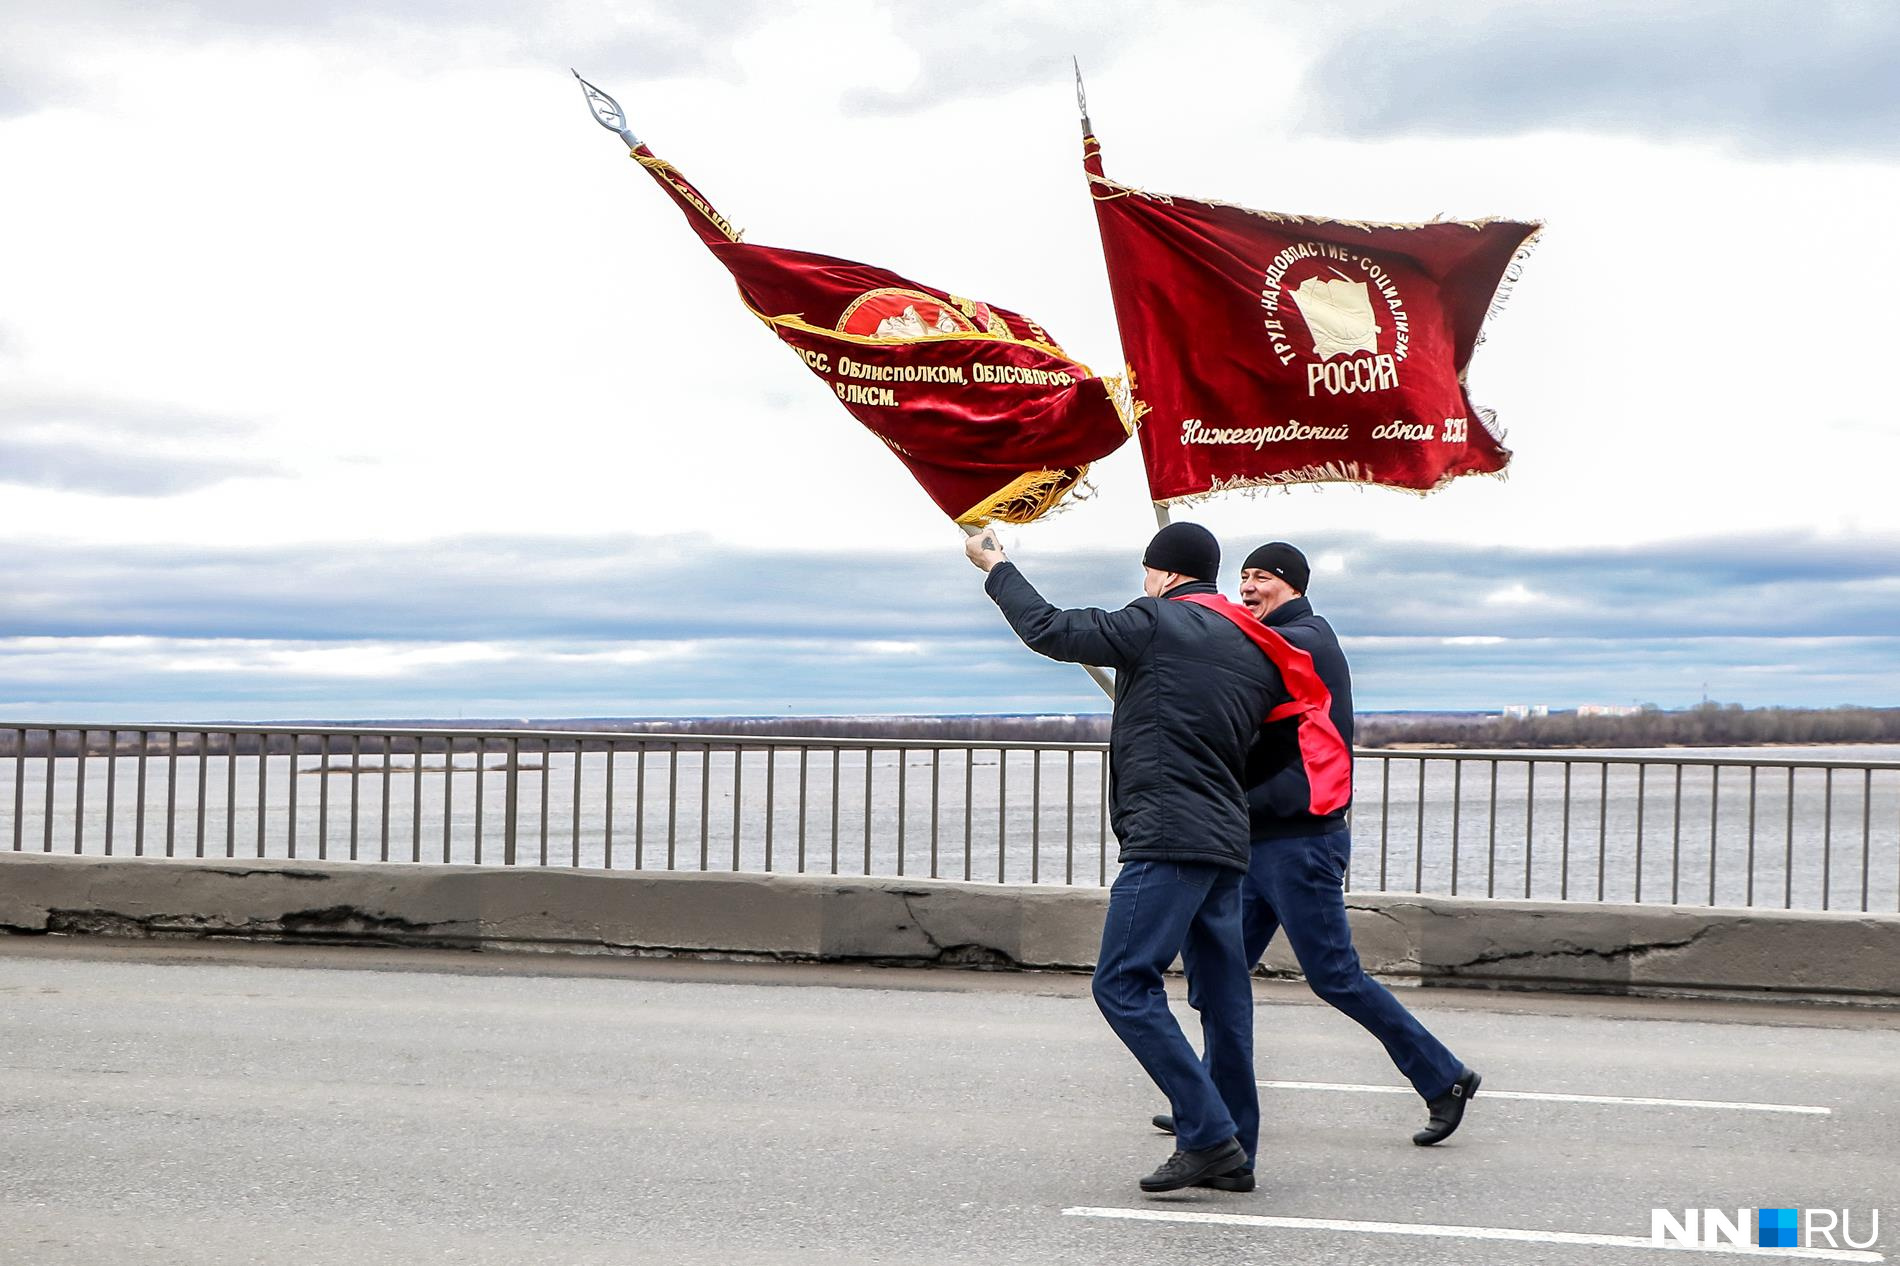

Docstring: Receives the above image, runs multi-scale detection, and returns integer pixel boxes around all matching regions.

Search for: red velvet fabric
[633,146,1130,523]
[1085,136,1537,501]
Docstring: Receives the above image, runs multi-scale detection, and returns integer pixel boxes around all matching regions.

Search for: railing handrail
[8,724,1900,771]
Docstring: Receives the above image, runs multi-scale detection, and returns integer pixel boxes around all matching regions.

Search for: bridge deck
[2,939,1894,1264]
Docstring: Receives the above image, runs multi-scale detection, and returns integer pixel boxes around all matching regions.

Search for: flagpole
[1076,61,1168,539]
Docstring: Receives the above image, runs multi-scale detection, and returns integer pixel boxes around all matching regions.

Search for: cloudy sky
[3,0,1898,721]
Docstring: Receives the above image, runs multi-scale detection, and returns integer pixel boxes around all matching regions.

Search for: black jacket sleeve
[983,562,1157,671]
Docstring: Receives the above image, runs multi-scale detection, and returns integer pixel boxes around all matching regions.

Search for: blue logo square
[1759,1208,1799,1248]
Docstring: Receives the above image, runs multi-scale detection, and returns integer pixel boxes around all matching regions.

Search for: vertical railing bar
[504,736,520,868]
[966,748,977,883]
[764,745,776,874]
[74,731,89,855]
[1485,758,1498,898]
[165,729,179,857]
[862,748,873,876]
[1559,760,1572,901]
[318,733,331,861]
[1523,760,1535,900]
[441,735,454,865]
[1745,765,1758,908]
[1377,757,1390,891]
[1596,762,1608,902]
[413,735,424,865]
[1065,749,1076,886]
[538,738,551,867]
[1822,767,1834,912]
[379,734,392,863]
[1414,758,1425,894]
[1098,748,1108,887]
[10,728,23,852]
[42,728,59,854]
[612,742,628,871]
[666,742,680,871]
[699,743,711,872]
[1449,759,1462,896]
[930,749,941,881]
[104,730,119,857]
[1783,767,1795,910]
[1860,767,1872,914]
[1669,763,1683,905]
[732,742,744,872]
[473,737,486,866]
[287,733,300,860]
[135,731,148,857]
[1707,766,1720,907]
[349,734,362,862]
[1031,750,1042,884]
[256,730,270,860]
[829,748,840,876]
[797,747,808,874]
[1634,764,1647,903]
[896,748,907,877]
[225,732,237,858]
[998,748,1009,884]
[570,739,582,868]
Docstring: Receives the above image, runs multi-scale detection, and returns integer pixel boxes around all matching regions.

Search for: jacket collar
[1264,595,1312,627]
[1162,579,1218,600]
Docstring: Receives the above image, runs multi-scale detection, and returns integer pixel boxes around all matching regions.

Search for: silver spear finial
[1072,56,1091,136]
[572,69,641,149]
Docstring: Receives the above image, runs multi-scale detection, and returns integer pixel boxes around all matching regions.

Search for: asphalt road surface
[3,937,1896,1265]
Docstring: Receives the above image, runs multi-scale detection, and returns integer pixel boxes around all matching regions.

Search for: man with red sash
[965,521,1292,1194]
[1155,542,1481,1149]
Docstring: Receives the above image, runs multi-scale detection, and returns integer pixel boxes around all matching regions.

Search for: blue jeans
[1093,860,1257,1159]
[1241,827,1462,1099]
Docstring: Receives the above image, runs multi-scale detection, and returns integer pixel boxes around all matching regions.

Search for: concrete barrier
[3,853,1896,1003]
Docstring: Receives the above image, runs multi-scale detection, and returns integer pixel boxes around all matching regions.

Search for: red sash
[1172,593,1352,817]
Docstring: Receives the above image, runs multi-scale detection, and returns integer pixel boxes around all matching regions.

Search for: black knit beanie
[1242,541,1310,593]
[1142,522,1220,581]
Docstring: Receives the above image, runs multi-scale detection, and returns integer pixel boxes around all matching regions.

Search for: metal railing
[4,724,1898,912]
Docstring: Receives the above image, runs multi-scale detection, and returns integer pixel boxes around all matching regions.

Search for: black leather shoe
[1151,1113,1176,1135]
[1413,1069,1481,1146]
[1194,1165,1256,1193]
[1139,1138,1247,1192]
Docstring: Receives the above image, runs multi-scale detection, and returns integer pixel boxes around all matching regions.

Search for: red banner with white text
[1084,134,1538,502]
[631,145,1134,525]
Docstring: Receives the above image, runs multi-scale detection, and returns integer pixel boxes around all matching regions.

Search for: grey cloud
[0,397,279,496]
[840,0,1168,117]
[1297,1,1900,158]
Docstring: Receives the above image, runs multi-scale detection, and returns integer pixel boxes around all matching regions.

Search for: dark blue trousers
[1093,860,1257,1159]
[1240,826,1462,1099]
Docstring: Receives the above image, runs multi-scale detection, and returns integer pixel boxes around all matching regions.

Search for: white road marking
[1062,1208,1882,1262]
[1259,1079,1832,1115]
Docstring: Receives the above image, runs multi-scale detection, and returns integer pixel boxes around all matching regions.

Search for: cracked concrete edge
[2,854,1896,1000]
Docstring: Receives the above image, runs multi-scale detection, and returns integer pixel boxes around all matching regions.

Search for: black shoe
[1413,1069,1481,1146]
[1194,1165,1256,1193]
[1151,1113,1176,1135]
[1139,1138,1247,1192]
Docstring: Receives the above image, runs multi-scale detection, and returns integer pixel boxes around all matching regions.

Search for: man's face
[1239,568,1298,618]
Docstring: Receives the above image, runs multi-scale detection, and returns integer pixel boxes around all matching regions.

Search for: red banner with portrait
[629,145,1134,525]
[1084,134,1538,502]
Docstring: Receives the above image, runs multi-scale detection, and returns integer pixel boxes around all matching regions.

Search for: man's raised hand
[964,525,1009,573]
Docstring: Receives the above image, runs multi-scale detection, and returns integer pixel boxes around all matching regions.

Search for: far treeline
[5,705,1897,756]
[1356,703,1900,750]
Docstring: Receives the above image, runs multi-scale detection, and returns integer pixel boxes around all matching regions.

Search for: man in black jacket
[966,521,1284,1194]
[1163,542,1480,1148]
